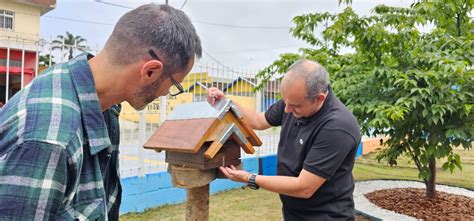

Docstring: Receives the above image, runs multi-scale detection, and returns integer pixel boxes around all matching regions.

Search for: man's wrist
[246,173,252,183]
[247,174,259,190]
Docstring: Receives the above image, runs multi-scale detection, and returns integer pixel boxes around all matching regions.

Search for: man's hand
[219,165,251,183]
[207,87,226,106]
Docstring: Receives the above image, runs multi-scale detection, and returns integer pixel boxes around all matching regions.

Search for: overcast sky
[40,0,412,70]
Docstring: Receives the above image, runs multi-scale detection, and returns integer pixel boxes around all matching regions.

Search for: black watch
[247,174,259,190]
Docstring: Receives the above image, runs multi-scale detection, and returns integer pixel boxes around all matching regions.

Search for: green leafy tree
[52,32,89,60]
[257,0,473,198]
[38,54,55,68]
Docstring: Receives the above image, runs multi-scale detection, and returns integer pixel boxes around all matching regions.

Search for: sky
[39,0,413,71]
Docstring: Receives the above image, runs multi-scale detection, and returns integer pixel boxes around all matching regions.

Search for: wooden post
[186,184,209,221]
[168,165,216,221]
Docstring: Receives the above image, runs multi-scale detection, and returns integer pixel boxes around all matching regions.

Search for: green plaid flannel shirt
[0,53,122,220]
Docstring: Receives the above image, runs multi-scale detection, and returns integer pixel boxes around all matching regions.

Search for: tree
[52,32,89,60]
[38,54,55,68]
[256,0,473,199]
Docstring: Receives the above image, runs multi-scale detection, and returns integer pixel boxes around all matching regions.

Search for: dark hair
[104,4,202,74]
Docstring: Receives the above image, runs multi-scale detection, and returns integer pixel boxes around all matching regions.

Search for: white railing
[0,38,281,178]
[118,62,281,177]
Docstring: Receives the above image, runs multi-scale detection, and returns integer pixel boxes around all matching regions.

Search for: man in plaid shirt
[0,4,201,220]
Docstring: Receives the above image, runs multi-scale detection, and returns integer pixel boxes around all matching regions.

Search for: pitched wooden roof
[144,100,262,157]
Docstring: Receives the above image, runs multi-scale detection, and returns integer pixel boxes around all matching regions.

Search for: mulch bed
[365,188,474,220]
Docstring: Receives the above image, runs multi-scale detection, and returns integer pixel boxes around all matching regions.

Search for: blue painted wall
[259,154,277,176]
[357,142,363,157]
[121,157,259,214]
[120,142,364,214]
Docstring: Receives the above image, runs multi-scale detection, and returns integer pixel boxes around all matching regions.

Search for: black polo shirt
[265,88,360,221]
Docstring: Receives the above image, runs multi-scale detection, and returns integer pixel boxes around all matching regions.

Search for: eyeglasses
[148,49,185,96]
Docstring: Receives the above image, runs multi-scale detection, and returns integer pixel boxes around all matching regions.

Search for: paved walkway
[354,180,474,221]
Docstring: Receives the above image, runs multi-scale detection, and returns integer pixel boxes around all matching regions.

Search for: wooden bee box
[144,100,262,170]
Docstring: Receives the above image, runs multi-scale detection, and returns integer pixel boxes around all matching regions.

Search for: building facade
[0,0,55,104]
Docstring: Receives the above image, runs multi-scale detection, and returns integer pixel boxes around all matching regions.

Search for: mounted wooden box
[144,99,262,170]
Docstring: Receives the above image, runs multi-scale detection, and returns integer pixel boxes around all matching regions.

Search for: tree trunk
[69,48,74,60]
[425,157,437,198]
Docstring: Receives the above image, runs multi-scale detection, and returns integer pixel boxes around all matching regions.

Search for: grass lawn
[121,148,473,220]
[354,148,474,189]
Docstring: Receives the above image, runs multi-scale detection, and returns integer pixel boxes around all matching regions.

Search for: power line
[192,20,289,30]
[203,51,228,68]
[16,1,291,30]
[93,1,290,30]
[212,44,303,55]
[95,0,133,9]
[180,0,187,9]
[11,9,114,26]
[93,1,231,71]
[10,9,110,26]
[43,15,113,26]
[203,51,252,75]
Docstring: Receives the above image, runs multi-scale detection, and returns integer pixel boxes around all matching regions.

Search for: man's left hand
[219,165,250,183]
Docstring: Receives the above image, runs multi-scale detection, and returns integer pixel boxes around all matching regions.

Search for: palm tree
[52,32,89,60]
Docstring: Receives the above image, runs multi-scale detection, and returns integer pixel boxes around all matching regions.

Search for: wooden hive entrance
[166,140,241,170]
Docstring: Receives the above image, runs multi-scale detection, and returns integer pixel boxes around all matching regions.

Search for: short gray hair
[104,4,202,74]
[287,59,330,102]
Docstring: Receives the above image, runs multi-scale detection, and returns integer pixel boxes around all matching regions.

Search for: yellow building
[120,72,212,123]
[181,72,212,89]
[1,0,56,103]
[119,73,258,123]
[223,77,256,96]
[224,77,257,111]
[120,93,194,124]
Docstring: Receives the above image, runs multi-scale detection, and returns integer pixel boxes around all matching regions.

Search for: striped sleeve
[0,141,68,220]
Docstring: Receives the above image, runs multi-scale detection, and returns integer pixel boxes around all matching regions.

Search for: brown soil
[365,188,474,220]
[355,214,372,220]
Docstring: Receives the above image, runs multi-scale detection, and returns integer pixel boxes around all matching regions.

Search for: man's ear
[317,93,328,105]
[140,60,164,83]
[319,93,326,101]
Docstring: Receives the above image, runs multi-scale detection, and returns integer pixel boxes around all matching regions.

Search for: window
[0,10,14,30]
[0,59,21,67]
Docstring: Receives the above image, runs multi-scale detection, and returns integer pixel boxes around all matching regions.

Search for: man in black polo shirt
[208,59,361,220]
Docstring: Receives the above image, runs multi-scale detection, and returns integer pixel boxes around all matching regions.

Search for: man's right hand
[207,87,271,130]
[206,87,226,106]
